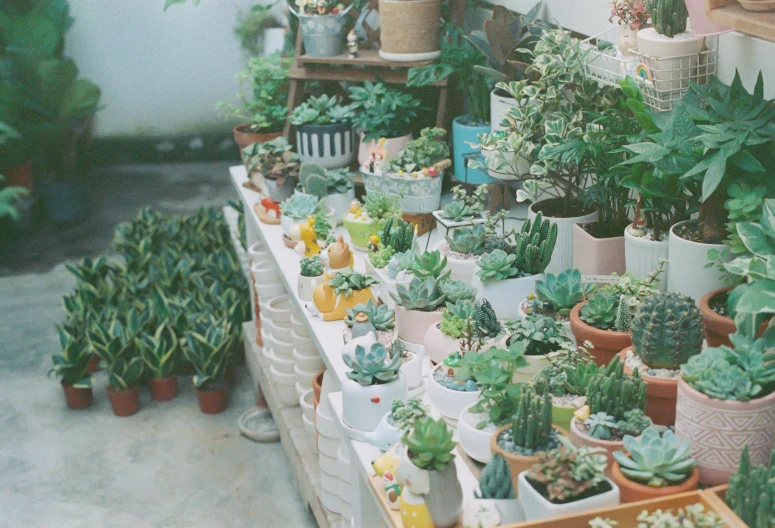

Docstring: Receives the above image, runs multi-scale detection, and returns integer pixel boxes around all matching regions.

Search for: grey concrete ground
[0,162,316,527]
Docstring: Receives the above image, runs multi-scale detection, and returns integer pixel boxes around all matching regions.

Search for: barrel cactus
[645,0,688,38]
[631,292,703,370]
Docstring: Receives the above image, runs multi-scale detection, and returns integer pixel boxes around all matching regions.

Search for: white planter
[298,274,324,301]
[463,499,524,528]
[428,363,481,424]
[480,145,529,181]
[341,332,377,363]
[624,226,669,291]
[291,329,315,352]
[528,200,598,275]
[265,295,291,322]
[324,189,355,226]
[490,89,516,132]
[458,402,494,464]
[300,389,315,422]
[423,322,461,365]
[293,348,325,372]
[517,471,619,521]
[341,374,408,434]
[512,352,552,385]
[395,305,443,345]
[362,412,402,451]
[668,220,726,304]
[295,363,318,390]
[471,273,543,321]
[252,261,280,285]
[270,348,296,374]
[434,240,479,283]
[516,299,571,334]
[262,27,286,56]
[401,350,424,390]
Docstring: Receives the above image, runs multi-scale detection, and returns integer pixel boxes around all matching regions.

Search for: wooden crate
[402,212,435,237]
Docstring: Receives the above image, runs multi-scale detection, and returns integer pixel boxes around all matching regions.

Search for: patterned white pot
[624,226,669,291]
[296,122,355,169]
[527,200,597,276]
[668,220,726,304]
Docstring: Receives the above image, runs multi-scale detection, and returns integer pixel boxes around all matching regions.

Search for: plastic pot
[196,384,229,414]
[149,376,178,402]
[452,116,493,184]
[62,382,93,409]
[107,386,139,417]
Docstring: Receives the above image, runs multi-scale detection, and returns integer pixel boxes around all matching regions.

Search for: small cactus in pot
[645,0,688,38]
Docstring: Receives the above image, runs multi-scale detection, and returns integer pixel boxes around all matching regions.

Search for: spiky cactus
[586,356,647,421]
[727,445,775,528]
[615,295,633,332]
[631,292,704,370]
[646,0,688,38]
[511,384,553,450]
[343,342,402,386]
[476,454,514,499]
[514,213,558,275]
[299,163,329,198]
[380,216,415,253]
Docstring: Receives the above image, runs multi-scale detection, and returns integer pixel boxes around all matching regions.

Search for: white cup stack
[337,443,354,526]
[316,371,343,515]
[263,295,298,407]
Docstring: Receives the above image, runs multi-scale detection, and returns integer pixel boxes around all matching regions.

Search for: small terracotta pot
[699,287,767,348]
[312,369,325,409]
[611,462,699,503]
[233,124,282,151]
[490,424,569,496]
[107,386,139,417]
[149,376,178,401]
[620,348,677,426]
[197,385,229,414]
[570,302,632,366]
[569,417,622,477]
[62,382,93,409]
[86,354,101,374]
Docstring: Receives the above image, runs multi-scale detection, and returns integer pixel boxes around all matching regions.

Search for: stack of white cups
[337,443,354,527]
[247,241,270,331]
[291,312,322,438]
[224,207,249,277]
[316,371,344,515]
[265,295,298,407]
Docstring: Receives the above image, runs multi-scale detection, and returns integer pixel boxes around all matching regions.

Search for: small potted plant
[435,185,488,226]
[290,95,356,168]
[241,137,299,203]
[366,215,415,274]
[139,322,180,402]
[590,505,727,527]
[472,212,557,321]
[725,444,775,528]
[378,0,441,62]
[290,0,353,58]
[344,299,396,346]
[280,192,320,236]
[390,275,447,345]
[343,192,401,251]
[397,417,463,528]
[49,327,93,409]
[298,255,325,301]
[313,269,377,321]
[570,356,650,473]
[363,397,428,451]
[463,454,521,528]
[520,268,596,332]
[611,427,699,503]
[341,342,407,434]
[423,298,478,365]
[106,355,144,417]
[297,162,355,223]
[186,320,235,414]
[621,291,703,426]
[503,315,572,384]
[519,446,619,521]
[608,0,649,59]
[434,224,487,283]
[676,328,775,485]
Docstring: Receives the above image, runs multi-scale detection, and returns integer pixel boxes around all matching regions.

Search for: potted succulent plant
[503,315,572,384]
[280,192,320,236]
[423,298,479,365]
[463,454,522,528]
[186,319,235,414]
[611,427,699,503]
[297,163,355,223]
[49,327,93,409]
[676,328,775,485]
[344,299,397,350]
[378,0,441,62]
[241,137,299,203]
[290,0,353,58]
[341,342,407,434]
[520,268,596,333]
[434,224,487,284]
[298,255,325,301]
[313,269,377,321]
[390,275,447,345]
[621,291,703,426]
[725,444,775,528]
[290,96,356,168]
[435,185,488,226]
[343,192,402,251]
[570,356,650,474]
[472,212,557,320]
[139,322,180,402]
[106,355,144,417]
[363,397,428,451]
[366,215,415,274]
[397,417,463,528]
[519,446,619,521]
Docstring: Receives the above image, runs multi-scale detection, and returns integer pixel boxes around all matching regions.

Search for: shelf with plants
[705,0,775,42]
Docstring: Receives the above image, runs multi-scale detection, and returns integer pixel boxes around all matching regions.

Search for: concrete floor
[0,162,316,527]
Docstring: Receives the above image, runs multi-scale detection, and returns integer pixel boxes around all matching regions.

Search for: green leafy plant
[645,0,687,38]
[445,224,486,256]
[505,315,571,356]
[440,300,476,339]
[300,255,324,277]
[535,269,596,316]
[527,446,608,504]
[280,192,320,219]
[584,412,618,440]
[389,398,428,434]
[139,323,179,379]
[387,128,449,173]
[289,94,355,127]
[363,191,401,226]
[344,299,395,330]
[343,342,402,386]
[348,81,424,142]
[613,428,696,487]
[326,270,376,298]
[514,213,558,275]
[476,454,515,499]
[439,185,488,221]
[233,2,282,55]
[412,250,450,280]
[49,327,92,387]
[403,417,456,471]
[727,444,775,528]
[510,384,554,450]
[438,279,476,304]
[617,409,651,437]
[589,505,725,528]
[185,318,236,389]
[107,356,144,391]
[299,164,353,199]
[241,136,299,181]
[390,276,446,312]
[587,356,647,423]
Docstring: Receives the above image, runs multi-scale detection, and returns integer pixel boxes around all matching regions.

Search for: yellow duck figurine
[289,216,320,257]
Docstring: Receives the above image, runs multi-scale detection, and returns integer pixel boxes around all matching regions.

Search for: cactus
[403,417,456,471]
[727,445,775,528]
[511,384,553,450]
[343,342,402,386]
[645,0,688,38]
[380,216,415,253]
[298,163,329,198]
[586,356,647,421]
[615,295,633,332]
[476,454,515,499]
[514,213,558,275]
[631,292,704,370]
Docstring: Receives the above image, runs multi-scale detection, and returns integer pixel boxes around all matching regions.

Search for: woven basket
[361,160,449,214]
[378,0,440,60]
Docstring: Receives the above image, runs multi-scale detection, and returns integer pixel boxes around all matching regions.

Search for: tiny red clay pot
[233,124,282,150]
[312,369,325,410]
[62,382,93,409]
[149,376,178,401]
[107,386,139,417]
[86,354,101,374]
[197,385,228,414]
[620,348,677,426]
[611,461,699,503]
[699,287,767,348]
[570,302,632,366]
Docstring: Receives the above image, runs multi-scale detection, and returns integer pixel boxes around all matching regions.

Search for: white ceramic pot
[341,373,408,433]
[490,89,517,132]
[269,320,292,342]
[624,226,669,291]
[423,322,461,365]
[255,282,286,300]
[471,273,543,321]
[298,274,324,301]
[295,381,306,401]
[512,352,552,385]
[572,224,626,276]
[517,471,619,521]
[324,189,355,226]
[341,332,377,363]
[295,363,319,390]
[458,402,494,464]
[667,220,726,304]
[270,348,296,375]
[292,330,316,353]
[317,368,339,418]
[395,305,443,345]
[265,295,291,322]
[401,350,423,390]
[269,333,294,358]
[480,145,529,181]
[528,200,598,275]
[271,365,301,407]
[290,313,310,337]
[516,300,571,334]
[428,363,482,424]
[293,348,324,372]
[318,449,340,474]
[300,389,315,422]
[357,134,411,166]
[302,413,316,437]
[280,214,302,236]
[434,240,479,283]
[316,407,340,439]
[362,412,402,451]
[252,261,280,285]
[617,25,639,58]
[463,499,524,528]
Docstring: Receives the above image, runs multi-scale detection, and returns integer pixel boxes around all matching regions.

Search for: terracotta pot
[620,348,677,426]
[86,354,101,374]
[395,305,443,345]
[62,382,93,409]
[675,378,775,485]
[107,386,139,417]
[312,369,325,409]
[491,424,569,496]
[699,287,767,348]
[570,302,632,366]
[149,376,178,401]
[232,124,282,151]
[572,223,625,276]
[196,385,229,414]
[569,417,622,477]
[611,462,699,503]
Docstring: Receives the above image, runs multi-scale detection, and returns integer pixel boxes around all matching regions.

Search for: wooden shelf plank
[298,49,435,68]
[707,0,775,42]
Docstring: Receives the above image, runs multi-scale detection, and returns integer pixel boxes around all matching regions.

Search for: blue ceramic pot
[452,116,494,184]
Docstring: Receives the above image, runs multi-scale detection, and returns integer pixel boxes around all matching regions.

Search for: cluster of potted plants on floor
[49,206,251,416]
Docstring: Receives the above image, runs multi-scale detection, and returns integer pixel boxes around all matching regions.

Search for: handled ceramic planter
[572,223,625,276]
[668,220,726,304]
[471,273,543,321]
[570,302,632,366]
[341,373,408,434]
[518,470,619,521]
[624,227,669,291]
[452,116,494,184]
[296,122,355,169]
[528,200,597,275]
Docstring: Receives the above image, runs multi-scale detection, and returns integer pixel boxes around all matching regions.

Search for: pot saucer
[408,384,425,398]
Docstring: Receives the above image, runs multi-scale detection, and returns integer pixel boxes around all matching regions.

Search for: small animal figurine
[351,312,376,339]
[397,447,434,528]
[326,235,353,271]
[289,216,321,257]
[347,29,359,58]
[316,0,326,14]
[373,153,383,176]
[367,234,380,253]
[382,471,402,510]
[387,256,400,279]
[372,444,400,478]
[255,197,281,225]
[312,274,375,321]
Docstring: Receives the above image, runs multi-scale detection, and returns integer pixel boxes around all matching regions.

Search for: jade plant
[288,95,355,127]
[439,185,487,222]
[298,163,353,199]
[280,192,320,220]
[475,454,514,499]
[613,428,697,487]
[344,299,395,330]
[403,417,456,471]
[534,269,596,317]
[631,292,704,370]
[300,255,324,277]
[387,128,449,174]
[389,398,429,434]
[644,0,687,38]
[504,315,571,356]
[344,342,402,386]
[527,446,609,504]
[726,444,775,528]
[390,276,447,312]
[327,270,376,298]
[445,224,487,256]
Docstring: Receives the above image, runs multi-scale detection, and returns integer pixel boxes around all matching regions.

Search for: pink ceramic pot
[395,305,443,345]
[675,379,775,485]
[423,322,460,365]
[572,223,625,276]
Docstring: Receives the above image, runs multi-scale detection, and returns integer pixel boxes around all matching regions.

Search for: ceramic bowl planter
[674,378,775,485]
[452,116,494,184]
[572,223,625,276]
[511,350,553,385]
[62,382,92,409]
[298,273,324,301]
[624,227,669,291]
[197,384,229,414]
[620,348,677,426]
[423,322,460,365]
[610,462,699,503]
[569,417,622,476]
[490,425,570,494]
[378,0,441,62]
[401,350,423,392]
[149,376,177,402]
[296,122,355,169]
[395,305,443,345]
[342,215,375,251]
[458,402,496,464]
[232,125,281,151]
[471,274,543,321]
[528,200,597,275]
[341,373,408,434]
[517,470,620,521]
[428,363,481,425]
[433,240,479,283]
[107,386,140,417]
[570,303,632,366]
[668,220,726,303]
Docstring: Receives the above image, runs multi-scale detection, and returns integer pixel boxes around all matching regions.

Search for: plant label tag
[582,274,619,285]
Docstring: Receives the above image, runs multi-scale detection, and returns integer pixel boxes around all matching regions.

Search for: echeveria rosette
[535,268,596,316]
[613,428,697,488]
[403,417,456,471]
[476,249,518,281]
